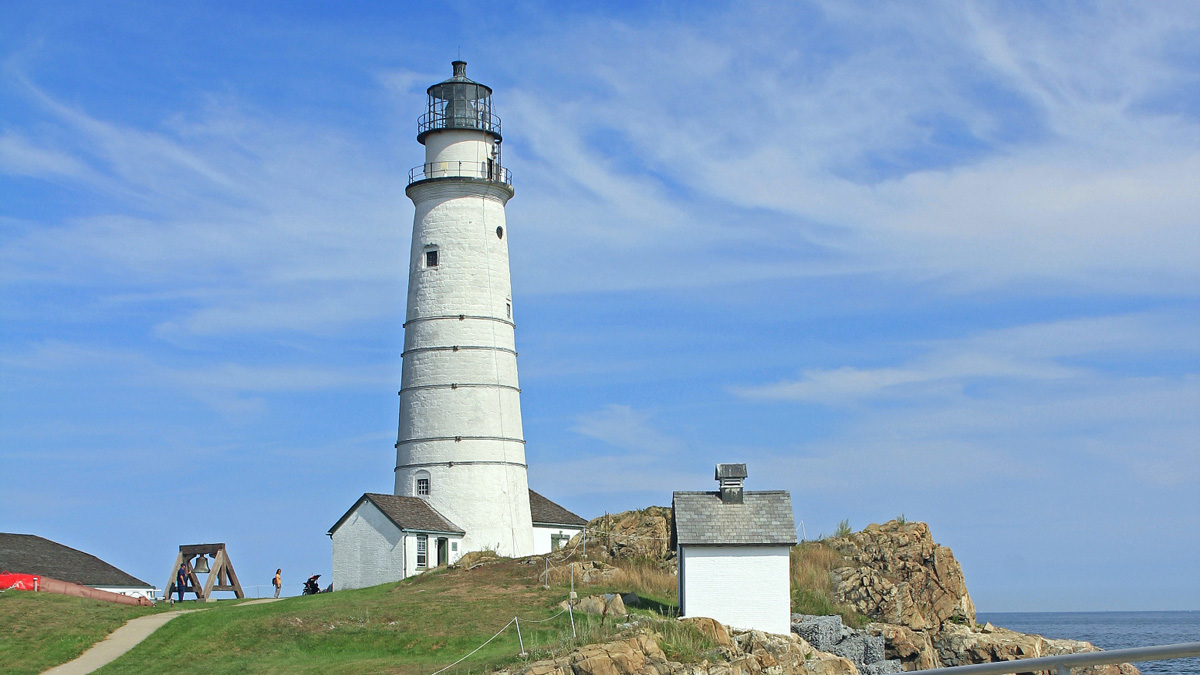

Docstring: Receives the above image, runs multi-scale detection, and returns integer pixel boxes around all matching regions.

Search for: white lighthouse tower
[392,61,534,558]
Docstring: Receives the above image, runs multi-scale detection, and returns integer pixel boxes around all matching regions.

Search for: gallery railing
[408,161,512,187]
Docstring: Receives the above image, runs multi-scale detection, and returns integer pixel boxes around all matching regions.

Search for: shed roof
[528,490,587,527]
[0,533,152,588]
[672,491,797,546]
[329,493,465,536]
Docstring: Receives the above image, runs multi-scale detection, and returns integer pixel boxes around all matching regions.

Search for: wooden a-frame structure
[165,543,244,602]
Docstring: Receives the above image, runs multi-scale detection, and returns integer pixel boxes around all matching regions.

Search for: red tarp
[0,572,41,591]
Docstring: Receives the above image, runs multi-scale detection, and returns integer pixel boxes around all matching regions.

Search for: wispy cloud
[571,404,684,455]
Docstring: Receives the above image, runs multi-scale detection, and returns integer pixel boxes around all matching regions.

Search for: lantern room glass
[418,61,502,141]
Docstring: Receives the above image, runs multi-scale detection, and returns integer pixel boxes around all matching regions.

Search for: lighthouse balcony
[408,161,512,187]
[418,110,502,140]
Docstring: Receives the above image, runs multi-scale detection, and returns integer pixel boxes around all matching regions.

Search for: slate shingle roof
[0,533,152,588]
[672,491,797,546]
[329,493,465,535]
[528,490,587,527]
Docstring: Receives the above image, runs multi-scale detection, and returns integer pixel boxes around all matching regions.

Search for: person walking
[176,562,187,603]
[272,568,281,598]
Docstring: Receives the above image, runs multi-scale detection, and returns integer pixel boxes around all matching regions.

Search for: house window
[417,478,430,495]
[551,533,569,551]
[451,541,458,552]
[425,249,439,268]
[416,535,427,568]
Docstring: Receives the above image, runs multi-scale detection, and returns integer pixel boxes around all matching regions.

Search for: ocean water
[976,612,1200,675]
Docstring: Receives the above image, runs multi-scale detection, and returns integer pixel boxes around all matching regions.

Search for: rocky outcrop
[863,623,939,671]
[566,508,674,567]
[826,522,975,632]
[498,627,857,675]
[933,624,1139,675]
[792,614,901,675]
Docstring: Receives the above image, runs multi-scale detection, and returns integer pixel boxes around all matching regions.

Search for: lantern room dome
[417,61,502,144]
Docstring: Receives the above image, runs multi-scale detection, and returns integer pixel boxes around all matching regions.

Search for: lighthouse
[329,62,586,590]
[392,61,534,558]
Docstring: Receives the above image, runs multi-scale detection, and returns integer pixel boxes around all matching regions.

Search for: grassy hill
[2,540,861,675]
[0,590,169,675]
[88,556,688,675]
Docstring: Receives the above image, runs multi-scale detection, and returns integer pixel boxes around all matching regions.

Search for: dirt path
[41,599,279,674]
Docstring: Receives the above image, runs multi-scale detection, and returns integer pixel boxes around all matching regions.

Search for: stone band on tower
[393,61,534,558]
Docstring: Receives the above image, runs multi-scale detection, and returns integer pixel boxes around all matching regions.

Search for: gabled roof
[0,533,152,588]
[672,491,797,546]
[329,493,465,536]
[528,490,587,527]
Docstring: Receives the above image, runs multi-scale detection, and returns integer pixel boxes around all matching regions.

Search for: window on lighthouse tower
[415,470,431,496]
[424,248,439,268]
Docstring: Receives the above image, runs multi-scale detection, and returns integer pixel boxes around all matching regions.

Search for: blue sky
[2,2,1198,610]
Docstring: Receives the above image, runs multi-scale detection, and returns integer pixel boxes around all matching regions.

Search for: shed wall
[679,545,791,635]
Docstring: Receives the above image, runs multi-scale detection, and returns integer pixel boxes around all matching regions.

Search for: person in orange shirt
[273,569,282,598]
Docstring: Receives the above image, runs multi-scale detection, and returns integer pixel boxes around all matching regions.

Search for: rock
[503,623,858,675]
[566,507,676,567]
[792,614,845,651]
[864,623,940,671]
[791,614,897,674]
[933,624,1140,675]
[560,593,628,617]
[825,521,975,631]
[681,616,734,649]
[860,662,904,675]
[621,592,642,608]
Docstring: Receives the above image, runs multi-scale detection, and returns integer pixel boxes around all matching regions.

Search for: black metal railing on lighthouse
[407,160,512,187]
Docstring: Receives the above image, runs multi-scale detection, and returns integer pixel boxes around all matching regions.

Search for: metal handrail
[418,110,502,137]
[408,161,512,187]
[918,641,1200,675]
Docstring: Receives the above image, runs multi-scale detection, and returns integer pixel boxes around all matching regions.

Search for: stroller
[303,574,321,596]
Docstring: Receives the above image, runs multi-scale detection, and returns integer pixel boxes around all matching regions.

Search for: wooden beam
[163,552,184,600]
[180,543,225,557]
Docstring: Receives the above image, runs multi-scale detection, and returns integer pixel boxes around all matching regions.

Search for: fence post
[515,616,526,657]
[568,565,577,638]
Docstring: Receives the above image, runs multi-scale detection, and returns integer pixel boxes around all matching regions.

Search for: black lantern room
[417,61,502,144]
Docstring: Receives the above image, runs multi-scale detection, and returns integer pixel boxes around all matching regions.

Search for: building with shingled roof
[0,533,156,600]
[672,464,797,635]
[329,489,585,590]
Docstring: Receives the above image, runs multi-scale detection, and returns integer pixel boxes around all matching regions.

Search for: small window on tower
[506,302,511,319]
[417,478,430,495]
[425,249,439,268]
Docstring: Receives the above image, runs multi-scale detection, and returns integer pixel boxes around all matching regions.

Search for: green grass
[95,560,677,675]
[0,590,169,675]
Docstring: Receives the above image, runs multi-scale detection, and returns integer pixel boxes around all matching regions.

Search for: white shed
[529,490,587,555]
[329,493,465,590]
[672,464,797,635]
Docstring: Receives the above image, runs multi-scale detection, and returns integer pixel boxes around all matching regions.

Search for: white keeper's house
[329,61,586,590]
[673,464,797,635]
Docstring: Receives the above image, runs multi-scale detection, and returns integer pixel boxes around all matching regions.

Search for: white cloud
[571,404,684,455]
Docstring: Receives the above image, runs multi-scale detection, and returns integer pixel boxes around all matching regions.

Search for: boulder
[825,521,975,631]
[864,623,940,671]
[681,616,734,649]
[560,593,628,617]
